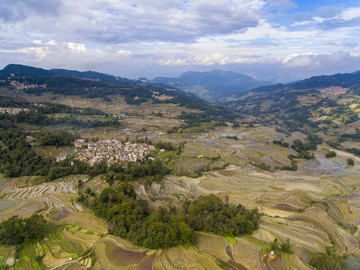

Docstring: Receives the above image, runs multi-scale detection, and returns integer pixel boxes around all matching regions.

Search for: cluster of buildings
[0,107,30,115]
[152,91,174,101]
[319,86,349,95]
[56,151,70,162]
[74,139,155,165]
[9,80,46,90]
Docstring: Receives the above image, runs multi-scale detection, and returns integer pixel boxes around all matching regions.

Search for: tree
[270,238,280,253]
[347,158,354,166]
[280,238,293,254]
[325,151,336,158]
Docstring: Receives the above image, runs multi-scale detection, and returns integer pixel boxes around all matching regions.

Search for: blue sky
[0,0,360,82]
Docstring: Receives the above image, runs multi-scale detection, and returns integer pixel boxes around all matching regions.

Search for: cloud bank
[0,0,360,82]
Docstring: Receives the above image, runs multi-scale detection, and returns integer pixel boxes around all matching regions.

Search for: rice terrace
[1,40,360,269]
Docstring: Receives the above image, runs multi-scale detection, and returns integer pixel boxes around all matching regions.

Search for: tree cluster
[325,151,336,158]
[273,139,289,148]
[89,184,195,249]
[0,95,119,130]
[184,194,259,236]
[0,130,87,178]
[344,148,360,157]
[226,136,239,140]
[0,215,49,245]
[341,129,360,140]
[309,252,346,270]
[35,131,78,146]
[103,160,171,185]
[289,134,323,160]
[0,107,118,129]
[154,141,185,153]
[89,187,259,250]
[270,238,293,254]
[347,158,355,166]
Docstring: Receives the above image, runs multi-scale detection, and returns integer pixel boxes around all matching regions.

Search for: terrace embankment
[160,161,360,261]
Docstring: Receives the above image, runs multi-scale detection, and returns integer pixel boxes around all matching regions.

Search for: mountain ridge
[150,69,272,102]
[246,70,360,95]
[0,64,238,126]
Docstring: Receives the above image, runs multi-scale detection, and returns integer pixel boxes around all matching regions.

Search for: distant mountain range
[246,71,360,95]
[0,64,204,101]
[149,70,272,102]
[226,70,360,109]
[0,64,133,85]
[0,64,201,103]
[2,64,360,106]
[0,64,237,125]
[224,70,360,133]
[2,63,360,136]
[0,64,238,122]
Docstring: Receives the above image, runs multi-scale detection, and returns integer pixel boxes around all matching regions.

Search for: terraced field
[1,124,360,269]
[0,247,15,269]
[92,235,150,270]
[0,175,44,189]
[159,162,360,265]
[14,223,102,270]
[127,125,359,268]
[0,175,88,221]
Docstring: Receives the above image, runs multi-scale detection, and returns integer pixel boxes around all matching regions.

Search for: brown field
[154,246,221,270]
[195,232,229,261]
[94,236,150,269]
[105,240,147,266]
[233,238,262,269]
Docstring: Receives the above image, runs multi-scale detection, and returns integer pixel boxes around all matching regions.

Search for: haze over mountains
[3,64,360,105]
[1,65,272,103]
[150,70,272,102]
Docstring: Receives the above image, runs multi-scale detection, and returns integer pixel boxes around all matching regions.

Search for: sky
[1,0,360,83]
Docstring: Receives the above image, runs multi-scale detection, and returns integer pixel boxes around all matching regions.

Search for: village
[9,80,47,90]
[73,139,156,165]
[0,107,30,115]
[151,91,174,101]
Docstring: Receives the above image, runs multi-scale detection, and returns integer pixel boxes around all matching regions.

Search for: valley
[0,65,359,269]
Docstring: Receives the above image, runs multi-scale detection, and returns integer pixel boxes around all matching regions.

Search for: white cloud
[1,0,263,44]
[1,1,360,82]
[282,51,359,70]
[282,54,316,68]
[0,0,61,22]
[339,7,360,20]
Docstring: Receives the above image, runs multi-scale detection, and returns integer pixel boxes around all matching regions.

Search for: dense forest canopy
[0,215,50,245]
[88,186,259,249]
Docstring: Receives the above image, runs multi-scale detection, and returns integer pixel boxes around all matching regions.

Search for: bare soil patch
[105,239,147,266]
[138,253,156,270]
[217,170,236,177]
[48,206,74,221]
